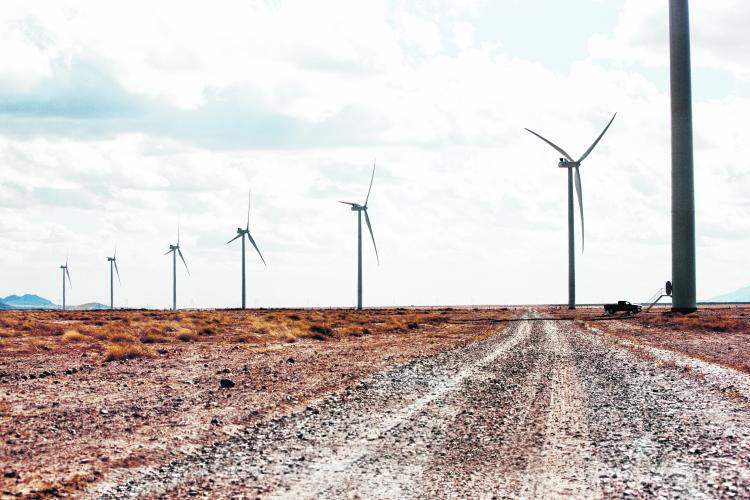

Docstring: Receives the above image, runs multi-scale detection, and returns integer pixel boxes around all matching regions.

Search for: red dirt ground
[554,305,750,373]
[0,308,513,498]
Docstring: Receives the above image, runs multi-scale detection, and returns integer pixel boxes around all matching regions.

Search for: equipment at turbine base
[666,280,673,296]
[603,301,642,315]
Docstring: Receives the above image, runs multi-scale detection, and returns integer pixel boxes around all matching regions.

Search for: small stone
[220,378,235,388]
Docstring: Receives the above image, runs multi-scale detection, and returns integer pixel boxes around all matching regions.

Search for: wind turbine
[60,258,71,311]
[107,247,121,310]
[164,226,189,310]
[227,189,266,309]
[339,161,379,310]
[525,113,616,309]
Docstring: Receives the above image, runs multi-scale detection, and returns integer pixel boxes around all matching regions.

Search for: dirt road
[94,315,750,499]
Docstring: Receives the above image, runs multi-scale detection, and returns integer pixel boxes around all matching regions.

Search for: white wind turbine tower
[164,226,190,310]
[525,113,616,309]
[339,162,379,310]
[60,257,72,311]
[227,190,266,309]
[107,247,121,310]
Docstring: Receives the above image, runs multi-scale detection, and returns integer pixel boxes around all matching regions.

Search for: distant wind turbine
[227,189,266,309]
[525,113,616,309]
[60,257,71,311]
[164,226,190,310]
[107,247,121,310]
[339,161,379,310]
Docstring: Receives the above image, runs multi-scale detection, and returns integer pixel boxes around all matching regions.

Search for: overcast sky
[0,0,748,308]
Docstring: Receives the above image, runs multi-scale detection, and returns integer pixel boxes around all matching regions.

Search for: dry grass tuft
[176,328,197,342]
[62,330,88,342]
[104,343,156,362]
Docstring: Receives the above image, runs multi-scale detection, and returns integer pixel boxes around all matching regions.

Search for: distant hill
[0,300,12,310]
[68,303,109,311]
[705,286,750,303]
[2,294,56,309]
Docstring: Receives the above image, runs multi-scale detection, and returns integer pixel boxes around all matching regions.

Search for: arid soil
[0,308,512,498]
[585,305,750,373]
[92,312,750,498]
[2,307,750,498]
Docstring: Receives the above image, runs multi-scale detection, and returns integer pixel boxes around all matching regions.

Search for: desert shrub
[198,327,216,336]
[62,330,88,342]
[407,322,419,330]
[307,324,334,340]
[28,338,53,351]
[104,343,156,362]
[288,314,302,321]
[107,332,139,344]
[141,330,168,344]
[176,328,197,342]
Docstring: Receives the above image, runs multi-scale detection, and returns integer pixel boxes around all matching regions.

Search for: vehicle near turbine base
[603,301,642,315]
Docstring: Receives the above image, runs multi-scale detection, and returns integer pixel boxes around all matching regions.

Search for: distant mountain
[0,300,12,310]
[705,286,750,303]
[2,294,56,309]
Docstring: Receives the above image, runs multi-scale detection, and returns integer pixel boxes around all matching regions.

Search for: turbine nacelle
[558,158,581,169]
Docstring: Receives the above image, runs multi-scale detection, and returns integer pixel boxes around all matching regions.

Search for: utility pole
[669,0,697,312]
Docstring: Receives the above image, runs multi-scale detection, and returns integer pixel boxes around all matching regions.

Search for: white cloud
[0,0,747,307]
[589,0,750,80]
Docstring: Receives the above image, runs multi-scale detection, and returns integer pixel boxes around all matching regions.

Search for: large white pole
[669,0,697,312]
[172,251,177,311]
[357,210,362,311]
[110,261,114,309]
[567,168,576,309]
[241,236,246,309]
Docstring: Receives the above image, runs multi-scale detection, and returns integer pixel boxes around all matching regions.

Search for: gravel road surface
[93,314,750,499]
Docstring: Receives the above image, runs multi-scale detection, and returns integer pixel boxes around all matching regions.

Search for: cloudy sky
[0,0,747,308]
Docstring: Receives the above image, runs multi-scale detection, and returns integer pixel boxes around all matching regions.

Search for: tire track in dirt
[93,319,529,499]
[91,314,750,499]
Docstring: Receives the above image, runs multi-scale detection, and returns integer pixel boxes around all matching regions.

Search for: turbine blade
[114,260,121,285]
[246,232,267,266]
[227,233,242,244]
[177,248,190,276]
[577,113,617,163]
[339,201,357,206]
[364,210,379,264]
[524,128,574,162]
[574,166,585,252]
[246,189,251,231]
[164,248,174,256]
[113,244,117,259]
[66,267,72,288]
[177,224,180,246]
[364,160,375,207]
